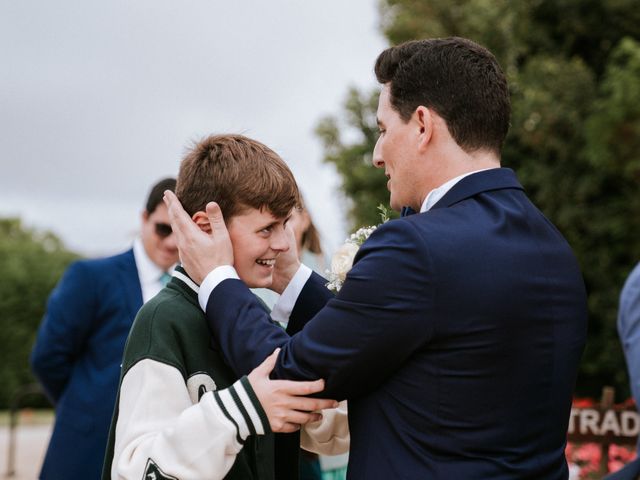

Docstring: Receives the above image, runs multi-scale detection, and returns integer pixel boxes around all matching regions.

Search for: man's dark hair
[145,177,176,214]
[374,37,510,154]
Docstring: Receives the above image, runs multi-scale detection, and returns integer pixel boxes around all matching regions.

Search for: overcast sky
[0,0,387,257]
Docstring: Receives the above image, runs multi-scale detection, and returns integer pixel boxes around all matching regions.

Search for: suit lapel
[117,249,143,316]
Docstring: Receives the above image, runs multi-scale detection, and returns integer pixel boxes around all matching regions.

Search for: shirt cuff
[198,265,240,311]
[271,264,312,324]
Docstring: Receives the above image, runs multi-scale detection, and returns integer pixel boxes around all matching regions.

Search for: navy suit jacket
[31,249,142,480]
[206,168,588,479]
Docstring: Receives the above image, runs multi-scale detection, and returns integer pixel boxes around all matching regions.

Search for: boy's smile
[227,207,291,288]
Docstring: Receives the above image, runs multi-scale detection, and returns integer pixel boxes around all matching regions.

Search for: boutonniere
[326,205,390,292]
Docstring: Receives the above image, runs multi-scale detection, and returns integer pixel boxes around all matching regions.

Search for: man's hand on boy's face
[270,224,300,294]
[248,349,338,433]
[164,190,233,284]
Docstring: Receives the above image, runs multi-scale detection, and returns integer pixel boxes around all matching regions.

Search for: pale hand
[248,349,338,433]
[270,224,301,294]
[163,190,233,284]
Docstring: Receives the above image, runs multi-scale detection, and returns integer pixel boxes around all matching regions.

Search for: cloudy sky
[0,0,387,257]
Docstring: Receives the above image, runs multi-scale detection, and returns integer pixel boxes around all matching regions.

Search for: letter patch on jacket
[143,459,178,480]
[186,372,217,403]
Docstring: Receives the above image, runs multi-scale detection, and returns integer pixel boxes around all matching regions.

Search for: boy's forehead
[229,206,291,224]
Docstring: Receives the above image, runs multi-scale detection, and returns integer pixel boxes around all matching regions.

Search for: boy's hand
[248,349,338,433]
[163,190,233,284]
[270,225,301,294]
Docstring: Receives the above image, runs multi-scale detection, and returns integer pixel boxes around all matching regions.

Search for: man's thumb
[206,202,228,237]
[256,348,280,376]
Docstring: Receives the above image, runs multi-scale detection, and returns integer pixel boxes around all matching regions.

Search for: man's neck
[417,150,501,210]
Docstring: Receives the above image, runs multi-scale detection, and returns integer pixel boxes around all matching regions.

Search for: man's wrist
[198,265,240,311]
[271,261,302,294]
[271,264,312,324]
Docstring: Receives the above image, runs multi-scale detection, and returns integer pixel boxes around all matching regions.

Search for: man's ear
[192,211,212,234]
[415,106,433,152]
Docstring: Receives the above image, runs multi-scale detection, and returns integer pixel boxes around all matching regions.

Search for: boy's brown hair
[176,134,300,219]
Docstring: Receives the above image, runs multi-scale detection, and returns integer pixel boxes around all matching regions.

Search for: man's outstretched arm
[164,191,433,400]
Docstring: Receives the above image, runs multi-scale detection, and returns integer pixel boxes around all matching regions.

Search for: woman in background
[288,201,348,480]
[288,203,325,274]
[253,198,347,480]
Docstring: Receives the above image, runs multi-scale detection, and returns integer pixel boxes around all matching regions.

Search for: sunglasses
[154,222,173,239]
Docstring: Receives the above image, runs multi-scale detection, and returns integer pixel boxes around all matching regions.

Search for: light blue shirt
[618,262,640,427]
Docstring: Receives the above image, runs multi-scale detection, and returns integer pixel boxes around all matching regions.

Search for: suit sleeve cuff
[198,265,240,311]
[271,264,313,324]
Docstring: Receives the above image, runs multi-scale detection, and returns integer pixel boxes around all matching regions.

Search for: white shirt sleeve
[270,264,313,324]
[198,265,240,311]
[196,263,312,326]
[111,359,267,480]
[300,400,350,456]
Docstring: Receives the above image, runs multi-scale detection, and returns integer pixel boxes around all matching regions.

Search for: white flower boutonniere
[326,205,390,293]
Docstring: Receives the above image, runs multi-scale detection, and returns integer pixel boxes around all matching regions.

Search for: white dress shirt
[133,238,174,303]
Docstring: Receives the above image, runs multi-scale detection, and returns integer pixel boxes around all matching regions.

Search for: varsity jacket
[103,267,349,480]
[102,267,275,480]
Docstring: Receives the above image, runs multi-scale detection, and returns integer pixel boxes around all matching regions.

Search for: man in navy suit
[166,37,588,479]
[31,178,179,480]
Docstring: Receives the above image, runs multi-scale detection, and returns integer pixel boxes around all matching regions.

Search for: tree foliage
[315,87,395,227]
[316,0,640,398]
[0,218,78,407]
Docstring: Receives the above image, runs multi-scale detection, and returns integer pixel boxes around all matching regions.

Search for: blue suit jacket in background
[207,168,588,479]
[31,249,142,480]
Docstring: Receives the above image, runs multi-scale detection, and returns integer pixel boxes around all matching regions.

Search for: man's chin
[157,258,179,271]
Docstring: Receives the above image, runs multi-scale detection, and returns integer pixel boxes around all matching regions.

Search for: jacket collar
[430,168,523,210]
[167,265,200,306]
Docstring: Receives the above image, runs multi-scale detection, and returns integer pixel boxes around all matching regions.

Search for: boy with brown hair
[102,134,348,480]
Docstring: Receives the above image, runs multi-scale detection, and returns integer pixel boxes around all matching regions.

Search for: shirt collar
[133,237,170,285]
[420,168,497,213]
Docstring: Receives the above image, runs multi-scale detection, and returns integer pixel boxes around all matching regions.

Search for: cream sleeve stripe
[212,376,271,443]
[111,359,270,480]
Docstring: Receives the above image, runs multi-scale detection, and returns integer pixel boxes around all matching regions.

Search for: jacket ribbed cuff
[212,376,271,443]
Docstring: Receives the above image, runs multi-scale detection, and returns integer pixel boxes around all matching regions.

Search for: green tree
[315,87,394,227]
[316,0,640,398]
[0,218,79,408]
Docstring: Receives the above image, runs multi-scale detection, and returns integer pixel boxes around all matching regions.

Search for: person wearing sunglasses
[31,177,180,480]
[138,179,180,298]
